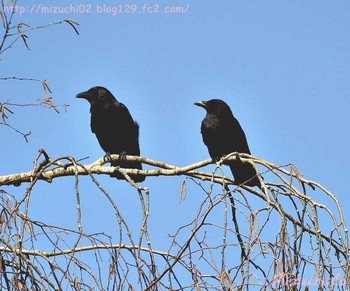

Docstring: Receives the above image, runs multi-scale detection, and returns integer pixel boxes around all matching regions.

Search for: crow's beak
[76,91,90,100]
[194,101,207,109]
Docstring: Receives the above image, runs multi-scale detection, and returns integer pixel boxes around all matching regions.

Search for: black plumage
[76,86,144,182]
[195,99,261,188]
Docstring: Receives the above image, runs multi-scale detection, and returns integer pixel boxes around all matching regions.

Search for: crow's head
[76,86,117,106]
[194,99,233,118]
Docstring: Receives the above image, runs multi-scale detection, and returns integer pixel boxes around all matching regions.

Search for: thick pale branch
[0,155,236,186]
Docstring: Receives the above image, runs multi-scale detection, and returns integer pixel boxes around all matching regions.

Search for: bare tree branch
[0,150,348,289]
[0,2,78,141]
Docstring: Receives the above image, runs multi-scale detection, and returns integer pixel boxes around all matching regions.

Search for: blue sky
[1,0,350,287]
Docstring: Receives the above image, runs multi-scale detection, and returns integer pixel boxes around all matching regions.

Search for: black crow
[195,99,261,188]
[77,86,145,182]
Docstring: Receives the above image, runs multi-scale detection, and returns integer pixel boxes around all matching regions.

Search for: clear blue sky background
[1,0,350,286]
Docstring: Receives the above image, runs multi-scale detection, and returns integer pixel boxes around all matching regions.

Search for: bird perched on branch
[195,99,261,188]
[76,86,145,182]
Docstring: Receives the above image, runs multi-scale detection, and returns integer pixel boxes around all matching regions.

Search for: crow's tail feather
[228,160,261,188]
